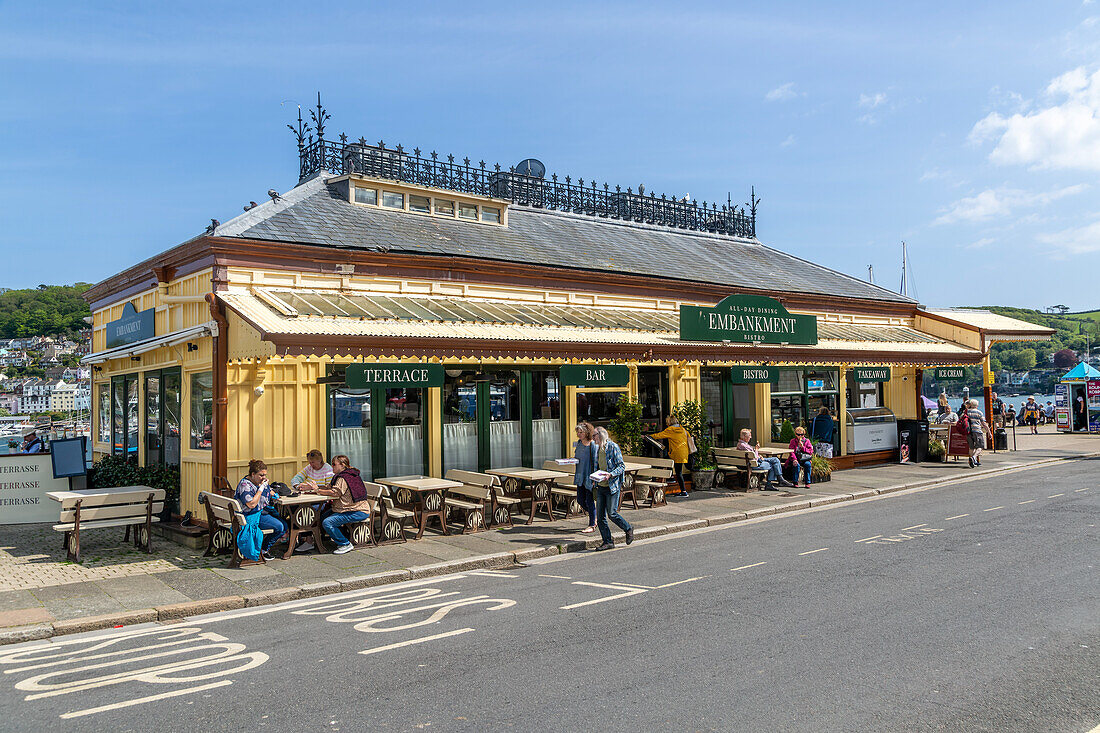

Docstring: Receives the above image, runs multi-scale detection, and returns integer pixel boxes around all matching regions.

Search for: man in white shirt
[290,450,334,553]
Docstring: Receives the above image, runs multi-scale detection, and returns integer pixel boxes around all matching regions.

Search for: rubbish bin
[897,419,929,463]
[994,428,1008,451]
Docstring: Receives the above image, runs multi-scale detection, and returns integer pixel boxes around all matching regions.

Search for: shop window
[112,375,138,457]
[481,206,500,223]
[530,370,561,465]
[146,368,181,467]
[775,370,804,394]
[145,373,161,466]
[489,371,521,466]
[701,369,726,447]
[846,370,883,409]
[96,383,110,445]
[189,372,213,450]
[443,369,478,473]
[770,368,839,446]
[805,370,836,393]
[435,199,455,216]
[409,194,430,213]
[458,202,478,220]
[577,391,622,428]
[384,388,424,477]
[382,191,404,209]
[770,395,804,442]
[354,186,377,205]
[330,388,372,477]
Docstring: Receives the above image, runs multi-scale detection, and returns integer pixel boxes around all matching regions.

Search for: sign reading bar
[345,363,444,389]
[106,302,154,349]
[680,295,818,345]
[730,366,778,384]
[853,367,891,383]
[560,365,630,388]
[934,367,967,381]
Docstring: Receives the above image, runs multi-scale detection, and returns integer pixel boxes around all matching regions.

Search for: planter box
[691,469,718,491]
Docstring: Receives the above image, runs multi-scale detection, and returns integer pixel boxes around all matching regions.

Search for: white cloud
[765,82,798,102]
[780,134,796,147]
[1038,218,1100,254]
[965,237,997,250]
[933,184,1087,225]
[859,92,887,109]
[969,66,1100,170]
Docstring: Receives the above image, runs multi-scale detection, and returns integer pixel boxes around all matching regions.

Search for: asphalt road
[2,459,1097,732]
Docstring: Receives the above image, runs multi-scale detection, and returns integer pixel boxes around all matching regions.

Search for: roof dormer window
[409,194,431,213]
[434,199,455,216]
[458,202,478,220]
[353,186,376,205]
[382,191,404,209]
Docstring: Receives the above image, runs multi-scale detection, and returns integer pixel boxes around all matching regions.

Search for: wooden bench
[619,456,655,510]
[541,461,587,518]
[199,491,275,568]
[365,484,414,545]
[442,469,493,533]
[51,487,163,564]
[712,447,770,491]
[450,469,520,528]
[632,457,674,507]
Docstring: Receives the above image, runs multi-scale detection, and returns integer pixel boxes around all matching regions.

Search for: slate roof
[212,174,916,305]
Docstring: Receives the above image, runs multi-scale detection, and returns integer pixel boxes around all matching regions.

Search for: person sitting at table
[288,449,334,553]
[234,459,288,560]
[648,415,690,497]
[935,406,958,424]
[572,422,598,534]
[19,427,44,454]
[737,428,792,491]
[785,427,814,487]
[309,454,371,555]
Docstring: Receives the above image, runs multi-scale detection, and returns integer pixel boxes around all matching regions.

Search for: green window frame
[145,367,181,468]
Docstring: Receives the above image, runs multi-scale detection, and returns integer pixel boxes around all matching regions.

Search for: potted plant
[608,396,643,456]
[810,454,833,483]
[779,419,796,443]
[926,438,946,462]
[672,399,717,490]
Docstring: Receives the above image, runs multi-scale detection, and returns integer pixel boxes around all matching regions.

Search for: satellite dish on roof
[515,158,545,178]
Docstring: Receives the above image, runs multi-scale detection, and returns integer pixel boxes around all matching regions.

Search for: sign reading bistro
[730,366,778,384]
[345,363,445,389]
[680,295,817,345]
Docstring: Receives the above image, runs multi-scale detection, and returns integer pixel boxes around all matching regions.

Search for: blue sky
[2,1,1098,310]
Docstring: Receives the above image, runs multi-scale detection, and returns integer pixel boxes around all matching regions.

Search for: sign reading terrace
[934,367,966,381]
[730,366,778,384]
[853,367,891,382]
[680,295,817,345]
[560,365,630,388]
[105,302,154,349]
[346,363,444,389]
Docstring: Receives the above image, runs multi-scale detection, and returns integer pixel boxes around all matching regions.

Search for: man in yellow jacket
[650,416,691,497]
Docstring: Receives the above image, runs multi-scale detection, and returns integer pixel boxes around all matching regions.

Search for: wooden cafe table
[486,467,568,524]
[376,475,463,539]
[274,491,329,559]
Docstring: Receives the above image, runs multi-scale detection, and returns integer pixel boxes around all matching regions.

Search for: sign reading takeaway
[853,367,891,382]
[106,302,155,349]
[730,366,778,384]
[680,295,817,345]
[345,363,444,389]
[560,365,630,388]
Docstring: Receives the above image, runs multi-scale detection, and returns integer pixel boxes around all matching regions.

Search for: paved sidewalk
[1,425,1095,640]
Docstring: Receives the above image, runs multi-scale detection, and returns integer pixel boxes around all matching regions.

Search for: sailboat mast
[900,242,908,297]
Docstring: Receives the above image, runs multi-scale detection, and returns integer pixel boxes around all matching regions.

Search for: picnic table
[274,491,329,558]
[487,467,569,524]
[47,487,163,563]
[376,475,463,539]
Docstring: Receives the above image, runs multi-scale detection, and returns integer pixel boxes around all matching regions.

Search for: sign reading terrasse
[934,367,967,381]
[106,302,154,349]
[679,295,818,345]
[730,366,778,384]
[853,367,891,382]
[560,365,630,388]
[345,363,444,389]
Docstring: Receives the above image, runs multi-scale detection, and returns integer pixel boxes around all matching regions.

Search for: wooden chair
[53,487,163,564]
[633,457,674,507]
[442,469,492,534]
[198,491,274,568]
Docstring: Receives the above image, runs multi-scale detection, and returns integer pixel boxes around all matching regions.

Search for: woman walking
[572,422,598,534]
[965,399,992,467]
[592,427,634,551]
[785,427,814,487]
[649,415,690,497]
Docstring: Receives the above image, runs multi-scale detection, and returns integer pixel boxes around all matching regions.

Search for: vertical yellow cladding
[883,366,918,419]
[669,363,700,407]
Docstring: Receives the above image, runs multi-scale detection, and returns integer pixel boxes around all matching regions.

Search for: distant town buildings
[0,331,92,418]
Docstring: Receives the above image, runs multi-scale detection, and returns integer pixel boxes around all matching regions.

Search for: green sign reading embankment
[680,295,818,345]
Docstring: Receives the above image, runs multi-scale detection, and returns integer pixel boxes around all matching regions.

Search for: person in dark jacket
[310,454,371,554]
[572,422,598,534]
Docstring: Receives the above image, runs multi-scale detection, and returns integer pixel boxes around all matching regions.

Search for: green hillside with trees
[0,284,92,338]
[980,306,1100,373]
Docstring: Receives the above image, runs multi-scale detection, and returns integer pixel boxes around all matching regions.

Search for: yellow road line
[60,680,234,719]
[1048,493,1064,498]
[1018,499,1036,505]
[983,506,1004,512]
[902,523,927,531]
[855,535,882,543]
[945,513,969,520]
[359,627,475,656]
[799,547,829,556]
[1074,488,1088,492]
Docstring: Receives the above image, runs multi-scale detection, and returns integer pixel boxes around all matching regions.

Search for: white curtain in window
[330,428,372,476]
[532,419,560,466]
[443,422,478,472]
[489,420,521,468]
[385,424,423,477]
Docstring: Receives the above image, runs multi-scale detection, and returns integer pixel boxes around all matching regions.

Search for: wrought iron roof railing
[291,95,758,239]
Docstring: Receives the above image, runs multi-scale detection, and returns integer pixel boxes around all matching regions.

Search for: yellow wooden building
[84,114,1021,518]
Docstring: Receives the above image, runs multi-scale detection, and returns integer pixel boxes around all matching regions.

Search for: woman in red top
[785,427,814,487]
